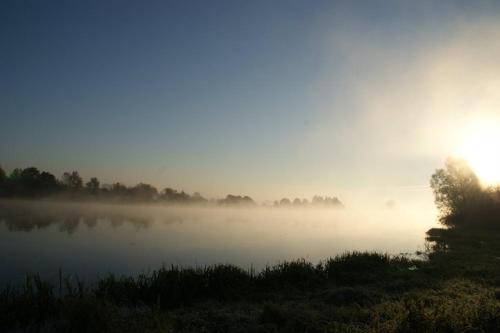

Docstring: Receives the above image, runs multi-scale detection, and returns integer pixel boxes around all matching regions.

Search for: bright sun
[459,121,500,185]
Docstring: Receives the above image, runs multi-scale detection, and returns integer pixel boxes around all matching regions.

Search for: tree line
[273,196,344,208]
[0,166,208,204]
[0,166,343,208]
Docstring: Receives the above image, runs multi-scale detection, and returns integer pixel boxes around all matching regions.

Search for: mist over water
[0,200,437,284]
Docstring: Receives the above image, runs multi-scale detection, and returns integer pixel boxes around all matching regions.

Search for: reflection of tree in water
[108,215,155,230]
[58,215,81,234]
[426,227,500,254]
[425,228,451,254]
[2,212,54,232]
[83,215,98,229]
[425,157,500,274]
[0,205,167,234]
[161,214,187,225]
[424,226,500,279]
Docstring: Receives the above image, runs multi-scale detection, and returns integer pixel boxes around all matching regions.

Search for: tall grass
[0,253,416,327]
[4,248,499,332]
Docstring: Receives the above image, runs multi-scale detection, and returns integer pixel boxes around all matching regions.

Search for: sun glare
[459,120,500,185]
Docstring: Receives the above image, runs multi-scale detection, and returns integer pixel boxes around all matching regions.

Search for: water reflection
[0,208,154,233]
[0,200,436,284]
[0,201,193,233]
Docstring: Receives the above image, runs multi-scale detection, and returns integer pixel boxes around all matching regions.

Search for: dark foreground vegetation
[3,157,500,332]
[4,247,500,333]
[0,166,343,208]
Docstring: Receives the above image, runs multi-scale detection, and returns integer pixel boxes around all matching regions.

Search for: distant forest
[0,166,343,208]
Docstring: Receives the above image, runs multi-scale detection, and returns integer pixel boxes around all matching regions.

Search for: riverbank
[4,230,500,333]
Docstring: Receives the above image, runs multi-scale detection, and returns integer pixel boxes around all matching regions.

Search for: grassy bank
[4,236,500,333]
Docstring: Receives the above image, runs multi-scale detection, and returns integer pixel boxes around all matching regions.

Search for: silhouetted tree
[312,196,324,205]
[62,171,83,190]
[430,157,485,227]
[130,183,158,201]
[162,187,176,199]
[14,167,45,196]
[191,192,207,203]
[110,183,128,199]
[39,171,60,194]
[324,196,343,207]
[0,166,5,185]
[0,167,59,197]
[4,168,22,196]
[20,167,41,193]
[161,188,191,203]
[0,166,5,196]
[0,164,347,208]
[85,177,100,194]
[9,168,22,180]
[311,195,343,208]
[219,194,255,206]
[279,198,291,206]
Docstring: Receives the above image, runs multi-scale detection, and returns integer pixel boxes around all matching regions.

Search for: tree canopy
[0,165,344,208]
[0,166,6,184]
[0,166,208,204]
[430,157,499,228]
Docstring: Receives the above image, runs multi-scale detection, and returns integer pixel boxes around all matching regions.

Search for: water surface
[0,200,436,284]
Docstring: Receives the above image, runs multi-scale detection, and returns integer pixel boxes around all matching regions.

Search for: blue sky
[2,1,500,202]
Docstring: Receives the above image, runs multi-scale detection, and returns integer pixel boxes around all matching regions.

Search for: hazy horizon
[5,4,500,330]
[3,1,500,204]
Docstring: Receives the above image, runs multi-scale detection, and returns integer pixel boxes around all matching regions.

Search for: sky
[2,0,500,205]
